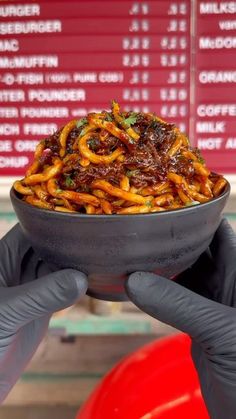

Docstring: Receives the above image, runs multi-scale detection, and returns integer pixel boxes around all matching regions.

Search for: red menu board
[0,0,235,177]
[194,0,236,172]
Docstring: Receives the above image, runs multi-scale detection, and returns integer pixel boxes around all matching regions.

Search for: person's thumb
[1,269,88,332]
[126,272,231,344]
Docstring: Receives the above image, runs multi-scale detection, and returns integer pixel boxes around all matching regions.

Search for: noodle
[13,102,227,215]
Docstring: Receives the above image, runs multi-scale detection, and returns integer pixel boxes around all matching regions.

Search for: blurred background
[0,0,236,417]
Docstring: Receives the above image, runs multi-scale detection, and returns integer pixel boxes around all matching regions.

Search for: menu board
[194,1,236,173]
[0,0,235,177]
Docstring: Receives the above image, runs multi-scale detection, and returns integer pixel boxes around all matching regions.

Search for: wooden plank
[4,379,99,407]
[3,334,161,408]
[0,405,78,419]
[24,334,159,374]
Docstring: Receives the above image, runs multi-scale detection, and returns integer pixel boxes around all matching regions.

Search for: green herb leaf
[124,113,137,127]
[126,169,139,178]
[76,118,87,129]
[146,200,153,208]
[65,175,74,187]
[105,113,113,122]
[88,138,98,150]
[79,128,88,137]
[198,156,205,164]
[56,188,63,194]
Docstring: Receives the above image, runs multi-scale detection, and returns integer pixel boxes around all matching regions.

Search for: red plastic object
[76,333,209,419]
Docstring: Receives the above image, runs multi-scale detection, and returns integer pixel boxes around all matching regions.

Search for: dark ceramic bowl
[10,184,230,301]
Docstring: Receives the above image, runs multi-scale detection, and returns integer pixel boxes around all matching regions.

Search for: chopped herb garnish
[198,156,205,164]
[105,113,113,122]
[124,113,137,127]
[65,175,74,187]
[56,188,63,194]
[146,200,153,208]
[87,138,98,150]
[126,170,139,178]
[79,128,88,137]
[76,118,87,129]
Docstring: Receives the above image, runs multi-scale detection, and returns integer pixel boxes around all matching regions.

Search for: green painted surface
[0,212,17,221]
[49,315,151,335]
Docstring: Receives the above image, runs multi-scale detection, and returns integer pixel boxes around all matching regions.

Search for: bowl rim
[10,181,231,220]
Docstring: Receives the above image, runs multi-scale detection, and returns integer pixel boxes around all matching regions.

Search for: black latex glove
[0,224,87,402]
[126,219,236,419]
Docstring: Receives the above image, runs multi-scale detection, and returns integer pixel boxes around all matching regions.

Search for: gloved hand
[126,219,236,419]
[0,224,87,402]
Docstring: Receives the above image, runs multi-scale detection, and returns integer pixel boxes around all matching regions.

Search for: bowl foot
[87,272,129,301]
[87,288,129,302]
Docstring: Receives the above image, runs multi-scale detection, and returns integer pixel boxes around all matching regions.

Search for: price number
[167,71,187,84]
[168,3,187,15]
[123,37,150,50]
[123,88,149,101]
[129,19,149,32]
[129,71,149,84]
[160,88,188,101]
[161,104,187,117]
[167,19,187,32]
[129,3,149,15]
[161,36,187,50]
[123,54,150,67]
[160,53,187,67]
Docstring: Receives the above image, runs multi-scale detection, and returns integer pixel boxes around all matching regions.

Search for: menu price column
[121,0,191,134]
[194,0,236,173]
[152,0,191,134]
[121,1,151,113]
